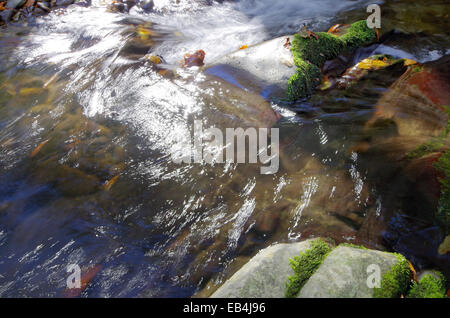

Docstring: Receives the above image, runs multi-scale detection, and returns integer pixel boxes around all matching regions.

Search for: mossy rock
[210,238,321,298]
[285,238,332,297]
[298,246,405,298]
[287,20,376,100]
[373,253,411,298]
[407,271,447,298]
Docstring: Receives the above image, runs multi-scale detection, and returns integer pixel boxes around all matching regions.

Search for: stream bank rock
[211,241,409,298]
[298,246,399,298]
[211,238,317,298]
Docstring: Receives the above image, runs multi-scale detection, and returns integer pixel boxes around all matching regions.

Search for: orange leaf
[30,139,50,158]
[63,264,102,298]
[408,261,417,282]
[103,175,120,191]
[327,24,341,34]
[239,44,248,50]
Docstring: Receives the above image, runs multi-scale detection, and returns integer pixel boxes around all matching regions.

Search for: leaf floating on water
[239,44,248,50]
[182,50,206,68]
[30,139,50,158]
[104,174,120,191]
[0,2,6,11]
[63,264,102,298]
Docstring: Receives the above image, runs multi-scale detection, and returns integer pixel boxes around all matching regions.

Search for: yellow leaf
[356,58,389,70]
[403,58,418,66]
[239,44,248,50]
[146,55,162,64]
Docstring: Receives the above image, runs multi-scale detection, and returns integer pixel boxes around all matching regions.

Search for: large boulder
[298,246,400,298]
[210,238,317,298]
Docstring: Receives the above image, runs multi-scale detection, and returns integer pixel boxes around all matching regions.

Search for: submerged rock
[366,55,450,138]
[204,35,296,99]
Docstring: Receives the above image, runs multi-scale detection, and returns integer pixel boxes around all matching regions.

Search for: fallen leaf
[146,55,162,64]
[24,0,34,7]
[403,58,418,66]
[376,29,380,42]
[297,25,319,40]
[408,261,418,282]
[283,37,291,48]
[327,24,341,34]
[319,75,332,90]
[104,174,120,191]
[0,2,5,11]
[30,139,50,158]
[239,44,248,50]
[306,30,319,40]
[356,58,390,70]
[182,50,206,68]
[63,264,102,298]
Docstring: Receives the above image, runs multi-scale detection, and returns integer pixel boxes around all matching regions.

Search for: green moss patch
[287,20,377,100]
[407,272,447,298]
[434,149,450,234]
[285,238,332,298]
[374,253,411,298]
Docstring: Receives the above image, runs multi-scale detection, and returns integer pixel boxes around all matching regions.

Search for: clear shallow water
[0,0,448,297]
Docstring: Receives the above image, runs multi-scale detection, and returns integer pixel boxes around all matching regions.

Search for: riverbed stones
[211,238,318,298]
[298,246,400,298]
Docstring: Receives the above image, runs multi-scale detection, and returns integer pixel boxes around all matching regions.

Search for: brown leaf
[182,50,206,68]
[306,30,319,40]
[283,37,291,48]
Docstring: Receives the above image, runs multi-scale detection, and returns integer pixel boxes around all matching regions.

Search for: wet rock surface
[211,239,317,298]
[298,246,399,298]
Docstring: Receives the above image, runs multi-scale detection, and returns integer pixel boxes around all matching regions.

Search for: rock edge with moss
[287,20,377,100]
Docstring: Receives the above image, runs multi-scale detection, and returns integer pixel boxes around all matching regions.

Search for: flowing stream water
[0,0,448,297]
